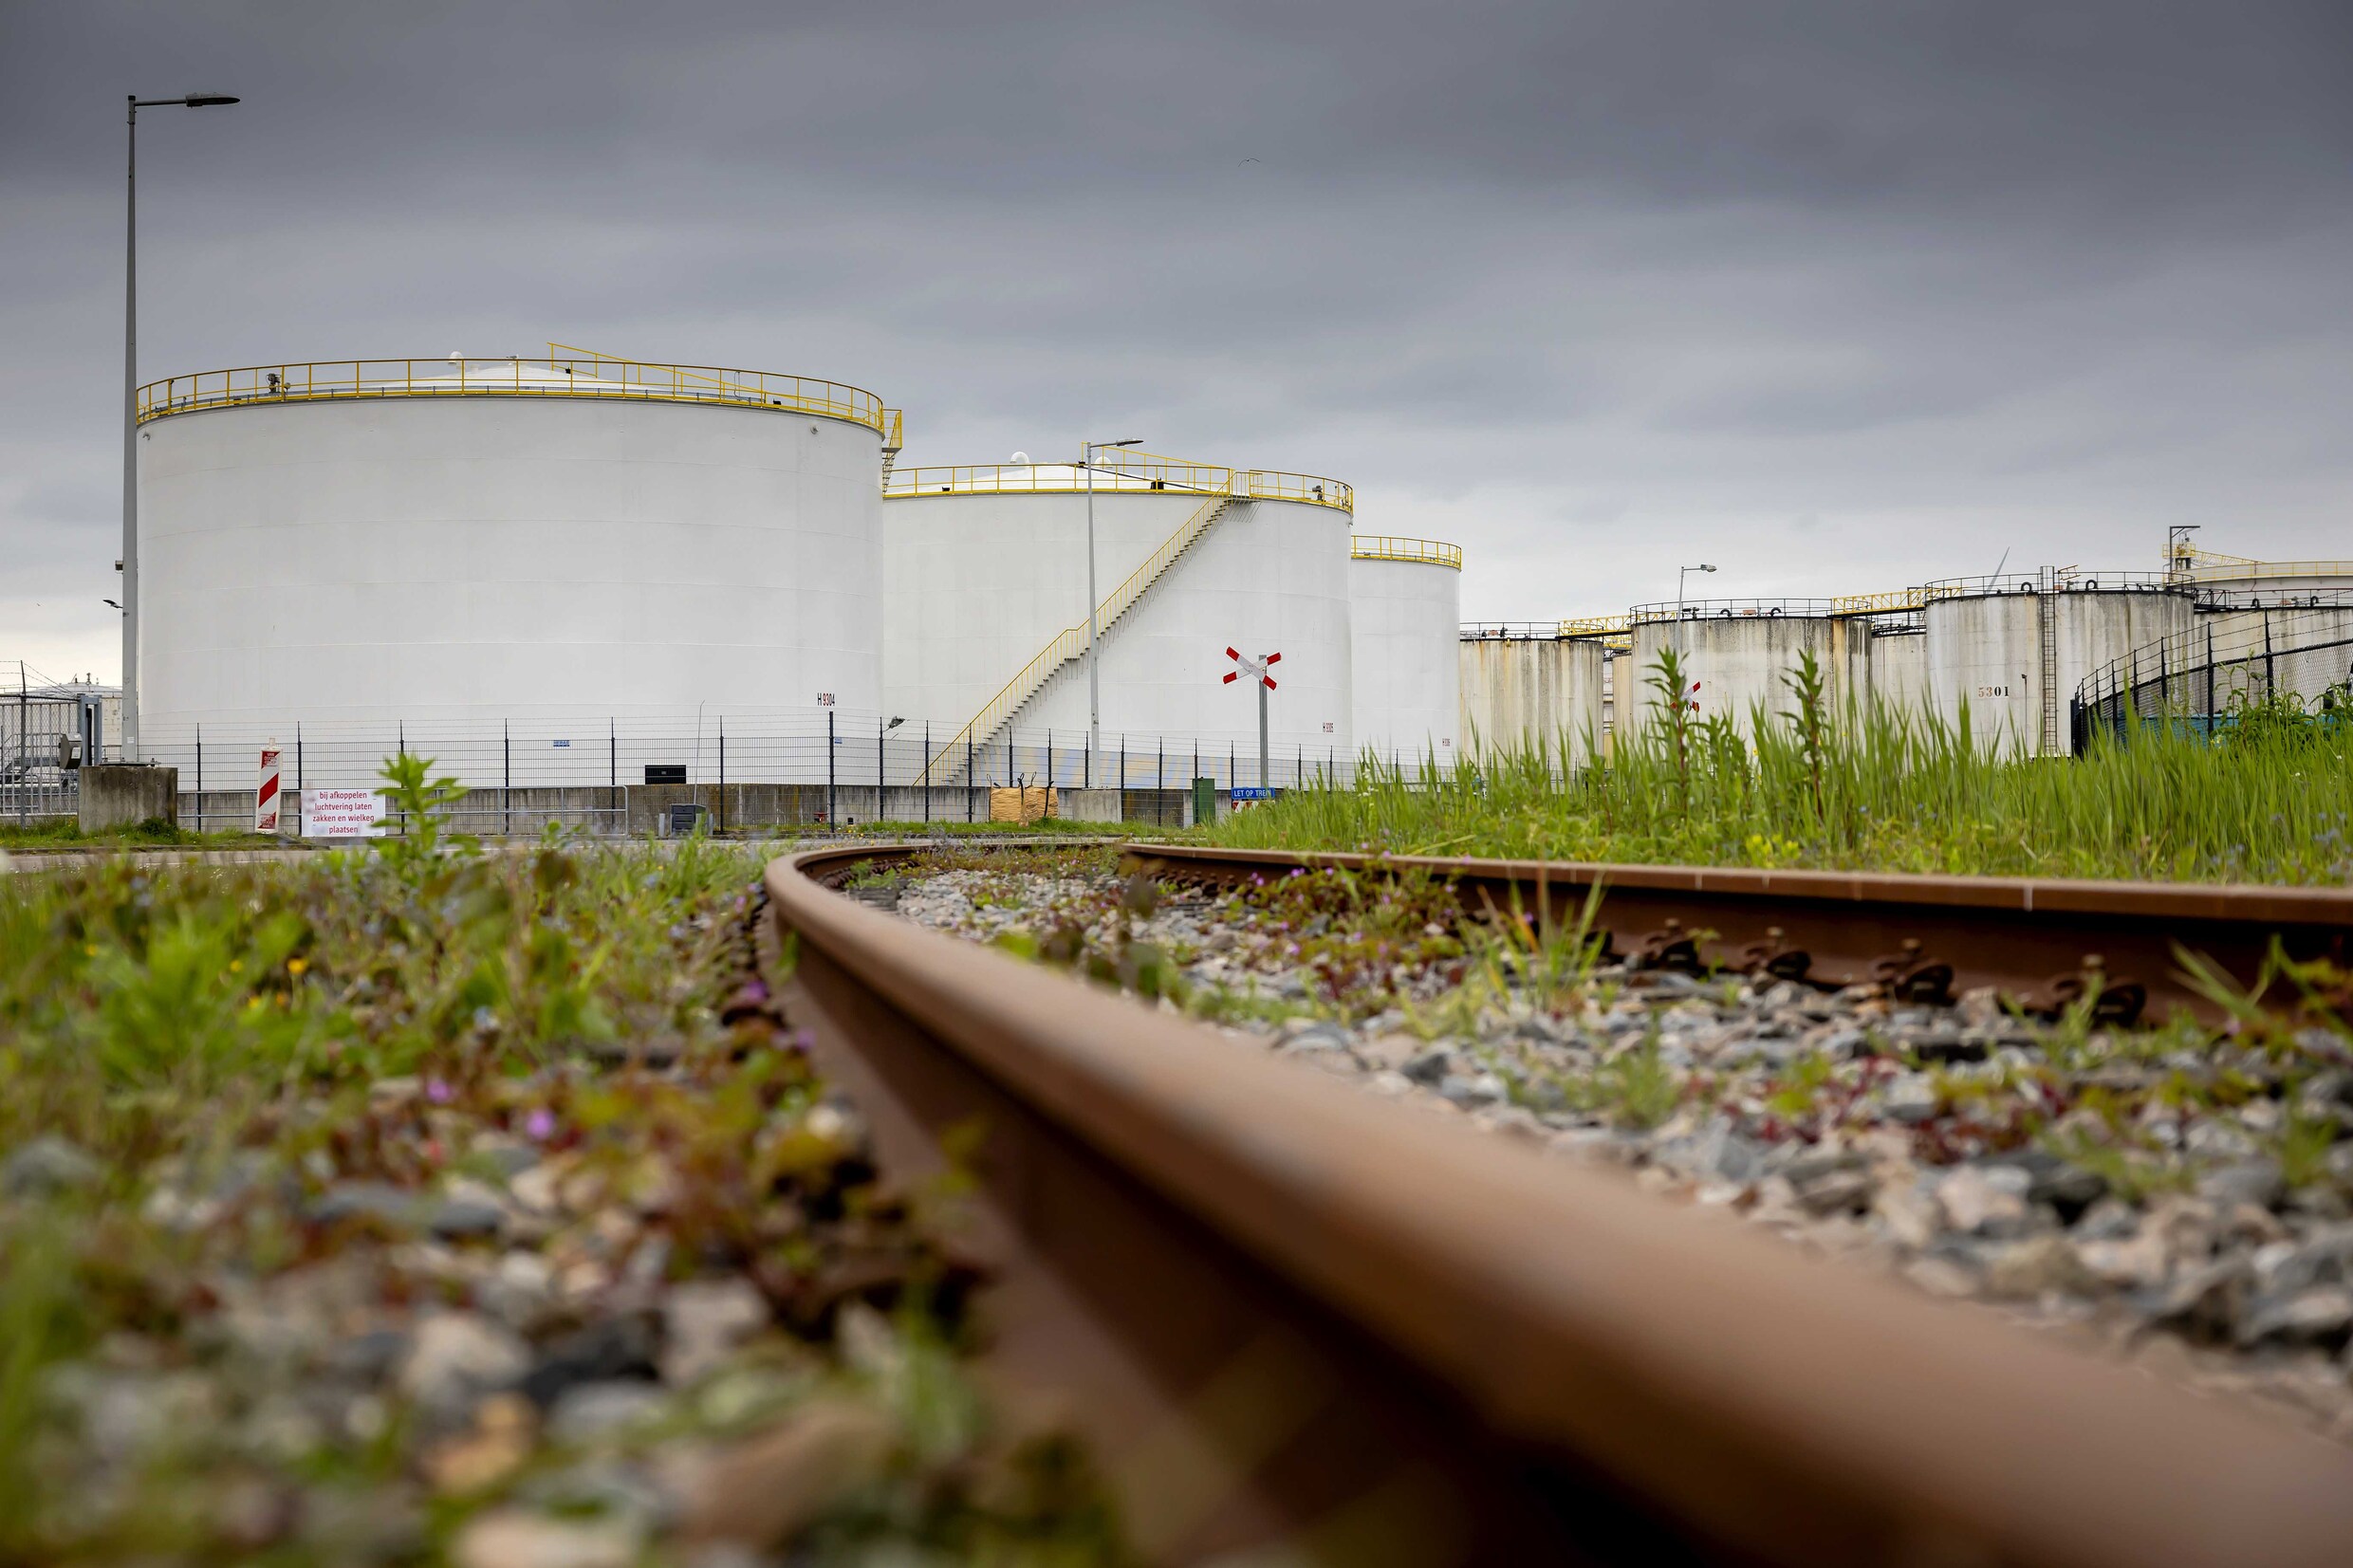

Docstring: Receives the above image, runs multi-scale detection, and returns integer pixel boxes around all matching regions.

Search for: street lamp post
[1676,563,1716,658]
[124,91,239,761]
[1081,436,1142,757]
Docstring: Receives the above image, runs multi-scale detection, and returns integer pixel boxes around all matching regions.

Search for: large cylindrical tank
[135,355,886,731]
[1349,538,1461,767]
[881,460,1354,769]
[1618,603,1869,746]
[1864,627,1929,710]
[2172,555,2353,600]
[1924,582,2195,754]
[1457,632,1605,764]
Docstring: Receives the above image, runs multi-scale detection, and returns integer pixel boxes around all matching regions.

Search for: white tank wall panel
[1619,617,1864,745]
[880,491,1207,729]
[1010,500,1354,758]
[1458,637,1604,764]
[1348,558,1460,764]
[1924,591,2195,754]
[1864,630,1929,710]
[1924,594,2040,751]
[138,397,881,728]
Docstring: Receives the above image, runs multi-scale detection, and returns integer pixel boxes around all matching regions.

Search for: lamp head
[182,94,240,107]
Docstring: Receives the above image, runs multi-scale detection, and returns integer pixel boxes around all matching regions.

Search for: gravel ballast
[880,851,2353,1443]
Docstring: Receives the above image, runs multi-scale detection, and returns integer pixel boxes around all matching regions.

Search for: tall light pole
[1676,563,1716,658]
[124,91,240,760]
[1081,436,1142,755]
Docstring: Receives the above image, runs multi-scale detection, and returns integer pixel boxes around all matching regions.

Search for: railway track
[1126,843,2353,1027]
[766,841,2353,1567]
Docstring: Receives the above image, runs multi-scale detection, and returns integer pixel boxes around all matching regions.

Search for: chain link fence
[2071,604,2353,751]
[124,708,1367,836]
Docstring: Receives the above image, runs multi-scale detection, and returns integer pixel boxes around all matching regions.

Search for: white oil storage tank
[132,352,889,738]
[1618,600,1880,747]
[1348,537,1461,768]
[1922,573,2194,755]
[881,454,1354,784]
[1457,626,1606,765]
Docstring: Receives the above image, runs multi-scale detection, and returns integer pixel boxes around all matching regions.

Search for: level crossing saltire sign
[255,747,283,833]
[303,789,388,839]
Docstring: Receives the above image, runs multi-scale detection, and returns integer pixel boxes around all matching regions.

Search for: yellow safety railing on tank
[1351,536,1461,569]
[887,451,1353,511]
[135,349,891,436]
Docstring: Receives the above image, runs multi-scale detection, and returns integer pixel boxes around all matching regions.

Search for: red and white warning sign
[255,746,283,833]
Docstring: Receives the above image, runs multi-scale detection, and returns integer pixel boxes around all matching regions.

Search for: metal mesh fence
[122,708,1368,836]
[2070,606,2353,752]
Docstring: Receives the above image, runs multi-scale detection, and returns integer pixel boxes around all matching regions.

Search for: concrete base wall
[79,765,179,832]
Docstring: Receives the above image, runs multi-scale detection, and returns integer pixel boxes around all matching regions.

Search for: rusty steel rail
[767,842,2353,1567]
[1123,844,2353,1026]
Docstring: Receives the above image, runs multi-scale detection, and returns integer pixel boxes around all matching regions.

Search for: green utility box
[1192,776,1216,826]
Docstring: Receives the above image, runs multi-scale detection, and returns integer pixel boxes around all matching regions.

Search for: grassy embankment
[1208,651,2353,884]
[0,754,1121,1563]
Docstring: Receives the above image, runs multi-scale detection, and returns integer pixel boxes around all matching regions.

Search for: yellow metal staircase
[924,489,1236,783]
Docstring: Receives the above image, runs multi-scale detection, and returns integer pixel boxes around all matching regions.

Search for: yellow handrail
[887,452,1353,511]
[1828,589,1926,615]
[1558,615,1628,637]
[2174,558,2353,583]
[888,461,1229,498]
[1351,536,1461,568]
[136,350,890,435]
[924,490,1235,781]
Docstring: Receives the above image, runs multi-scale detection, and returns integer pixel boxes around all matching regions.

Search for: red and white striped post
[1221,647,1280,790]
[255,742,282,833]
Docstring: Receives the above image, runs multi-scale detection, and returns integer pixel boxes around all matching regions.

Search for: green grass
[1206,650,2353,884]
[0,754,1129,1563]
[0,817,279,851]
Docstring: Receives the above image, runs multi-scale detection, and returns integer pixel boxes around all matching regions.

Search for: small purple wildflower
[524,1107,557,1141]
[424,1077,454,1104]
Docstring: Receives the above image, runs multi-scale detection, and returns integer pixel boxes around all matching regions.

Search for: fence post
[924,722,931,823]
[503,721,511,837]
[296,724,304,831]
[2265,619,2277,698]
[967,735,973,821]
[877,717,884,821]
[1157,736,1163,792]
[610,719,618,838]
[195,724,203,833]
[718,719,727,837]
[826,708,836,826]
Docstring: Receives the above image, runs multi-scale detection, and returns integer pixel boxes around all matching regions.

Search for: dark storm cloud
[3,0,2350,677]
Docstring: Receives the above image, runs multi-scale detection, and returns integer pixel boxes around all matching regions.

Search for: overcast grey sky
[5,0,2349,680]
